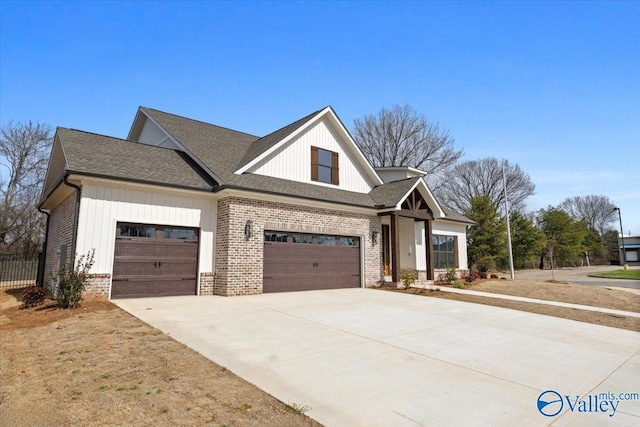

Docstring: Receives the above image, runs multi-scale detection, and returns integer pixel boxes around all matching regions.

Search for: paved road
[116,289,640,426]
[511,266,640,289]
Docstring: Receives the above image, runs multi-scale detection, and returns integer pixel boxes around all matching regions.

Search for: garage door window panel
[317,235,336,245]
[339,237,359,247]
[120,225,156,238]
[163,228,196,240]
[292,234,313,244]
[264,232,288,243]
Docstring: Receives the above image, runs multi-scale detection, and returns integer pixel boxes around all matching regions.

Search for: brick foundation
[199,272,216,295]
[85,274,111,296]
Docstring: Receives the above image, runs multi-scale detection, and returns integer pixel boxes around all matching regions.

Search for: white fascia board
[126,108,146,140]
[396,179,445,218]
[40,134,66,201]
[137,109,225,185]
[375,166,427,176]
[218,187,378,216]
[234,108,327,175]
[324,107,384,186]
[76,175,216,198]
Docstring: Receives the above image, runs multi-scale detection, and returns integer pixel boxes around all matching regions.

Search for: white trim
[375,166,427,176]
[218,188,378,216]
[395,179,445,218]
[73,175,380,216]
[74,175,213,198]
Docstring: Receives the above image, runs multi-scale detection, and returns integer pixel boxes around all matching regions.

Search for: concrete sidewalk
[425,286,640,318]
[116,289,640,427]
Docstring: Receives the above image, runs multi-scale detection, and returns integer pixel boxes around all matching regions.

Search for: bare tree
[0,120,53,253]
[559,195,617,236]
[352,105,463,184]
[435,157,535,214]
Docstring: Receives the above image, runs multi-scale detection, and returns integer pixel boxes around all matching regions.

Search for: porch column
[391,213,400,283]
[426,219,434,280]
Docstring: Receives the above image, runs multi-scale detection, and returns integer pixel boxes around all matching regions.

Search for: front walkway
[116,289,640,426]
[428,286,640,318]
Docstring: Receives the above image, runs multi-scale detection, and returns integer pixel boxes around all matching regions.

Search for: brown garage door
[263,231,361,293]
[111,223,198,298]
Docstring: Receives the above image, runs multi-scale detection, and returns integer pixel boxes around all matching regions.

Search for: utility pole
[503,162,515,279]
[614,207,628,270]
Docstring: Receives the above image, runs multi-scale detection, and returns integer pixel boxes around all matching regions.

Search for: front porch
[379,188,436,285]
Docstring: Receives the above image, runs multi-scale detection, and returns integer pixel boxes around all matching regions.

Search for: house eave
[214,185,379,214]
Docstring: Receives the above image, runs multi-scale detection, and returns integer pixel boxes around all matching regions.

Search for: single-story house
[38,106,473,298]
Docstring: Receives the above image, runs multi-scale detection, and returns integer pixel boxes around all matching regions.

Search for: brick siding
[43,194,76,293]
[85,273,111,296]
[214,196,382,296]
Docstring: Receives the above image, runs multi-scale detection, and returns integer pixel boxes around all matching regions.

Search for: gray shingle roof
[139,107,475,221]
[440,207,476,224]
[369,177,421,208]
[142,107,380,207]
[140,107,259,183]
[57,128,214,191]
[48,106,474,223]
[237,108,323,170]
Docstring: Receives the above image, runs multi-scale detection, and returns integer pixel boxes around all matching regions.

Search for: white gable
[137,118,181,150]
[246,117,376,193]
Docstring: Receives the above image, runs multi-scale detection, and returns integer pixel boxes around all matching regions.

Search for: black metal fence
[0,252,42,290]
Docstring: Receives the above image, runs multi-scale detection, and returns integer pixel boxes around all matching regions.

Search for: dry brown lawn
[0,289,321,427]
[383,279,640,332]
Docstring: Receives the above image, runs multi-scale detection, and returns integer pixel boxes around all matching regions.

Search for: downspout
[63,175,82,265]
[36,207,50,287]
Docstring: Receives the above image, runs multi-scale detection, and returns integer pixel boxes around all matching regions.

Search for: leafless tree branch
[0,120,53,253]
[435,157,535,215]
[352,105,463,184]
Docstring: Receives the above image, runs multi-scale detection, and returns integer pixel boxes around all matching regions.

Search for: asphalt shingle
[57,127,214,191]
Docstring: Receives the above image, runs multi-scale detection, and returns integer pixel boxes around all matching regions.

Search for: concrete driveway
[116,289,640,427]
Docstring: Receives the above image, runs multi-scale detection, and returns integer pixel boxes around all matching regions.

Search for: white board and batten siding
[248,119,374,193]
[74,180,216,282]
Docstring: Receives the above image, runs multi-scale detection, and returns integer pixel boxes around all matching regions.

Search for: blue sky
[1,1,638,234]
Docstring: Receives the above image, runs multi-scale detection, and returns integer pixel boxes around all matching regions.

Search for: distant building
[619,233,640,266]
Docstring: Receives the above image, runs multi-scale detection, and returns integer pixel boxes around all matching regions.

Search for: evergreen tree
[466,196,507,271]
[538,207,589,267]
[509,211,546,269]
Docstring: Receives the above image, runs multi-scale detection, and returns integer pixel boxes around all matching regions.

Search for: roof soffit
[40,132,69,204]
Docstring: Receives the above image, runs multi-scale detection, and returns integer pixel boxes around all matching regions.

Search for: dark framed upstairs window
[311,146,339,185]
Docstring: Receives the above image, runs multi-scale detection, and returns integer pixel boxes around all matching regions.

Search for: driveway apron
[115,288,640,427]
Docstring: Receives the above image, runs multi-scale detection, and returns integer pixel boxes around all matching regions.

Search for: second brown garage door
[111,223,198,299]
[263,231,361,293]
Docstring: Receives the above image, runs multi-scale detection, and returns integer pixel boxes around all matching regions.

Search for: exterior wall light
[371,230,379,245]
[244,220,253,241]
